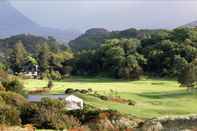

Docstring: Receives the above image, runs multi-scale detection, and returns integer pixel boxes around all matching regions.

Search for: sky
[8,0,197,32]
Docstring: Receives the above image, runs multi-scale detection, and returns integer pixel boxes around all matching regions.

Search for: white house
[28,94,83,110]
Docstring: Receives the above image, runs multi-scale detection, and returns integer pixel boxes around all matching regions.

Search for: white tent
[65,95,83,110]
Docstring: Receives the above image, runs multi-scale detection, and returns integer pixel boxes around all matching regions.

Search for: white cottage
[28,94,83,110]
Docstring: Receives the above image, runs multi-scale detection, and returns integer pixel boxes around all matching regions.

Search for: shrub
[40,71,49,80]
[20,104,38,125]
[0,91,28,110]
[1,79,27,96]
[0,84,5,91]
[80,89,89,94]
[0,105,21,126]
[65,88,75,94]
[47,80,53,89]
[0,69,8,81]
[38,97,65,110]
[50,71,62,80]
[128,100,136,106]
[0,96,5,105]
[32,109,80,130]
[31,98,80,130]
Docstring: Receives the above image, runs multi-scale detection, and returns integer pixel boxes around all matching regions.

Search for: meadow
[24,77,197,118]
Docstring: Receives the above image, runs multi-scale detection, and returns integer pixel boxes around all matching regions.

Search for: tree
[37,43,51,73]
[100,38,145,79]
[178,59,197,92]
[8,41,27,73]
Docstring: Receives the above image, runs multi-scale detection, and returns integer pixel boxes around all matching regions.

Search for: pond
[27,94,66,102]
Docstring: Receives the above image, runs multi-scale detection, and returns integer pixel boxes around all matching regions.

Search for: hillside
[0,1,80,42]
[69,28,164,51]
[69,28,111,51]
[0,34,66,56]
[180,21,197,28]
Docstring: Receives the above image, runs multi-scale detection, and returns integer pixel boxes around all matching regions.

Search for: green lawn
[24,77,197,118]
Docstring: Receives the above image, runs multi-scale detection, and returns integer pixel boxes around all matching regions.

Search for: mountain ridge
[0,1,80,42]
[180,21,197,28]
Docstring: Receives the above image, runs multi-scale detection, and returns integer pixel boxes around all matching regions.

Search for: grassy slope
[24,77,197,118]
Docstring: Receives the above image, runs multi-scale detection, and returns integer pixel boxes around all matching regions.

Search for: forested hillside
[0,27,196,86]
[69,28,167,51]
[0,34,66,56]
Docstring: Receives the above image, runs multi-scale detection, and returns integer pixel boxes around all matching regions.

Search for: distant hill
[0,34,66,56]
[0,1,80,42]
[69,28,161,51]
[69,28,111,51]
[180,21,197,28]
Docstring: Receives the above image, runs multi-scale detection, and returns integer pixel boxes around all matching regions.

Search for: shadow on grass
[137,90,197,99]
[62,76,134,83]
[61,76,176,83]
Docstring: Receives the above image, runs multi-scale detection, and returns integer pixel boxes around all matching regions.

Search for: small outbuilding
[28,94,83,110]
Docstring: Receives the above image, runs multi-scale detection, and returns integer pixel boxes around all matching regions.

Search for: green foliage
[1,27,197,80]
[30,98,80,129]
[8,41,28,73]
[1,79,26,96]
[69,28,110,51]
[49,71,62,80]
[0,91,28,109]
[99,38,145,79]
[73,50,101,75]
[0,63,7,71]
[26,55,38,65]
[178,59,197,90]
[47,80,53,89]
[0,69,8,81]
[0,105,21,126]
[38,43,51,72]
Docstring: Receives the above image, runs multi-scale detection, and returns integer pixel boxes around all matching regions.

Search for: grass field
[24,77,197,118]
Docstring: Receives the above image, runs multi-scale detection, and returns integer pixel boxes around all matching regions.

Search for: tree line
[0,27,196,89]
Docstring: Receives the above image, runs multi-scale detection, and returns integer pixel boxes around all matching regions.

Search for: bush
[0,105,21,126]
[0,69,8,81]
[32,109,80,130]
[0,91,28,110]
[128,100,136,106]
[50,71,62,80]
[38,97,65,110]
[31,98,80,129]
[65,88,75,94]
[0,84,5,91]
[20,104,38,125]
[47,80,53,89]
[80,89,89,94]
[1,79,27,96]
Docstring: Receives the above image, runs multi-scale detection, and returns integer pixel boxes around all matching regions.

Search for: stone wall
[140,115,197,131]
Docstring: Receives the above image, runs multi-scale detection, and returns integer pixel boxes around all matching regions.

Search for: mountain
[69,28,161,51]
[180,21,197,28]
[0,1,80,42]
[69,28,111,51]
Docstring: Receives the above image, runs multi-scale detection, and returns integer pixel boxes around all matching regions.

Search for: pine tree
[9,41,27,73]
